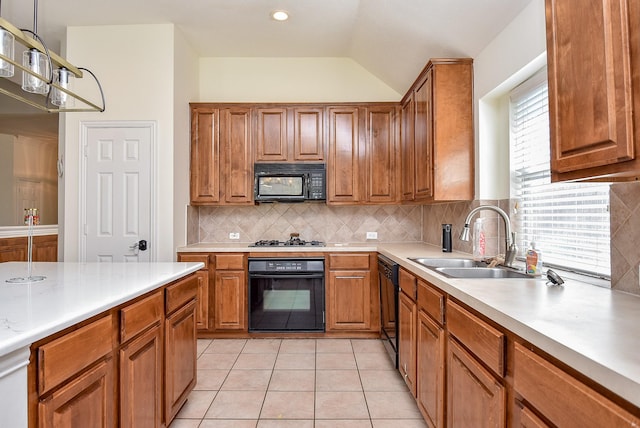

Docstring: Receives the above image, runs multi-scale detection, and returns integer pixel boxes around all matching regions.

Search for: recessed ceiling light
[271,10,289,21]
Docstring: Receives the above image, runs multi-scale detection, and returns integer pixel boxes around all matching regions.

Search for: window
[510,68,610,278]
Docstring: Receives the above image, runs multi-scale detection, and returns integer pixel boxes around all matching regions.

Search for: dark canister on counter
[442,224,452,252]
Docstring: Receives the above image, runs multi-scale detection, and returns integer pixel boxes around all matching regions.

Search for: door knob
[130,240,148,251]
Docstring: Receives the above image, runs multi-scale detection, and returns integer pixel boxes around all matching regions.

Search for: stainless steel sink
[434,267,530,279]
[409,257,486,268]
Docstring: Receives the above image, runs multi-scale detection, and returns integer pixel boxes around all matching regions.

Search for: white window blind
[510,69,610,278]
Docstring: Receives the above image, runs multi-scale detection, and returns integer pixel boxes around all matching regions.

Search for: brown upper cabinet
[546,0,640,181]
[400,58,474,202]
[255,106,325,162]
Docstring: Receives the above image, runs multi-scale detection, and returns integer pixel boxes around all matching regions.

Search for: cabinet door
[194,270,209,331]
[38,358,114,428]
[417,310,445,428]
[414,72,433,200]
[398,290,417,396]
[221,108,253,204]
[514,401,551,428]
[33,235,58,261]
[165,300,197,424]
[256,108,288,161]
[214,270,247,330]
[120,325,162,428]
[365,106,399,203]
[327,270,371,330]
[190,107,220,204]
[401,94,415,201]
[294,107,324,160]
[447,339,506,428]
[546,0,635,177]
[328,107,360,203]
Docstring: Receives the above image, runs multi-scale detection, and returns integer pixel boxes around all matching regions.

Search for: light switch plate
[229,232,240,240]
[366,231,378,240]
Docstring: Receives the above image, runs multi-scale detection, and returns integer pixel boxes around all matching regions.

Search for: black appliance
[254,163,326,202]
[248,258,325,332]
[250,236,325,247]
[378,254,399,368]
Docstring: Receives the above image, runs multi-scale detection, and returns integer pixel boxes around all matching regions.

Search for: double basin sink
[410,257,531,279]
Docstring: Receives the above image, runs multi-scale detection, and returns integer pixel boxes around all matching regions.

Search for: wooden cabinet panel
[399,290,417,396]
[414,72,433,200]
[221,108,253,204]
[417,310,445,428]
[120,291,163,343]
[256,108,288,161]
[446,300,505,377]
[294,107,324,160]
[514,401,551,428]
[190,107,220,204]
[417,278,444,325]
[514,342,640,427]
[214,253,245,270]
[400,59,474,202]
[546,0,636,177]
[38,315,113,396]
[177,254,211,331]
[165,299,197,424]
[0,235,57,263]
[447,339,506,428]
[166,274,198,315]
[38,357,114,428]
[214,270,247,330]
[365,106,399,203]
[328,107,360,203]
[328,253,370,270]
[327,270,371,330]
[399,267,417,301]
[401,94,415,201]
[119,325,162,428]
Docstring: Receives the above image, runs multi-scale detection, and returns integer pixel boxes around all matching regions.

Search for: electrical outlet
[366,231,378,240]
[229,232,240,240]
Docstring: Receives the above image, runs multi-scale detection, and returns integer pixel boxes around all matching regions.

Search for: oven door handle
[249,273,324,279]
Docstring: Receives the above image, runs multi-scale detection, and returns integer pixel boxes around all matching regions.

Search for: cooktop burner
[250,238,325,247]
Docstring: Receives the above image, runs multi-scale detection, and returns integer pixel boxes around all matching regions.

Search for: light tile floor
[169,338,427,428]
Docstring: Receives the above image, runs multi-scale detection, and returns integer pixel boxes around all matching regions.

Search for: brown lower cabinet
[29,273,198,428]
[0,234,58,262]
[399,268,640,427]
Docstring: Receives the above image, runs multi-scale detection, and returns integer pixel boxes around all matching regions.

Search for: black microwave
[254,163,326,202]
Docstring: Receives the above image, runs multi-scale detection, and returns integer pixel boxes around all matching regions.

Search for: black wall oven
[248,258,325,332]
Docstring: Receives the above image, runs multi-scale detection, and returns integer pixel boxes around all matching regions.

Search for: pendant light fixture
[0,0,105,112]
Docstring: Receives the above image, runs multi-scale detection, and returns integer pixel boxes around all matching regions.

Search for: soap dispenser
[526,241,543,276]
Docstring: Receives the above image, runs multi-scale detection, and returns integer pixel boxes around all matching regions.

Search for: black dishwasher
[378,254,399,368]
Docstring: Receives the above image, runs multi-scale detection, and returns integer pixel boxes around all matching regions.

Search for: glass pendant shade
[51,68,74,107]
[22,48,49,94]
[0,28,14,77]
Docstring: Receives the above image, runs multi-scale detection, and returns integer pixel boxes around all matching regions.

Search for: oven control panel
[248,258,325,273]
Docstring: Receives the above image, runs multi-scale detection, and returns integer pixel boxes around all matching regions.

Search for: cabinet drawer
[178,253,209,270]
[446,300,505,377]
[120,291,163,343]
[417,278,444,325]
[38,314,113,395]
[514,343,640,427]
[166,274,198,315]
[329,253,370,270]
[214,254,244,270]
[399,268,416,301]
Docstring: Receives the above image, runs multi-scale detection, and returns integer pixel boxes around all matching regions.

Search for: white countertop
[0,262,203,357]
[178,241,640,408]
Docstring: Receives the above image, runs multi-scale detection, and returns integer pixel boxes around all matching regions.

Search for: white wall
[173,30,199,256]
[473,0,547,199]
[199,57,401,102]
[62,24,178,261]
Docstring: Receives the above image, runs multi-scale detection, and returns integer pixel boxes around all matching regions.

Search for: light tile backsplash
[610,181,640,295]
[190,187,638,296]
[191,204,422,244]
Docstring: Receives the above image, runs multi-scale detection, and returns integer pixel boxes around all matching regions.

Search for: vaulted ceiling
[2,0,532,95]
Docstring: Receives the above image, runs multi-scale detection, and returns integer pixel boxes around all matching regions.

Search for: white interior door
[81,122,155,262]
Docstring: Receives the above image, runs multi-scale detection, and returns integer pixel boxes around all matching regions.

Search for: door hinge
[83,224,88,235]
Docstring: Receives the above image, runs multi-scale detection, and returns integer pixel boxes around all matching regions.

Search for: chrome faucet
[459,205,518,267]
